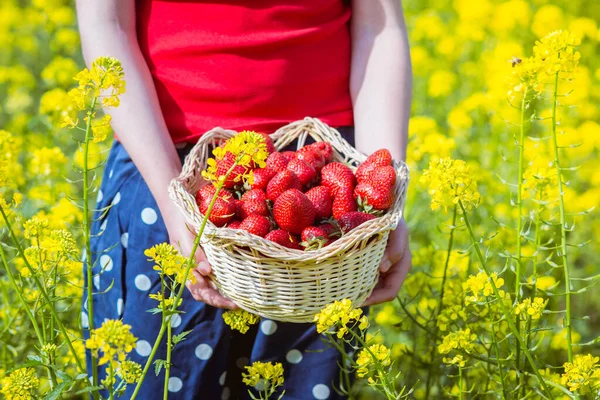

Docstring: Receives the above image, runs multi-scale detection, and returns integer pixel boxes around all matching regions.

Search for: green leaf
[172,330,193,346]
[43,380,71,400]
[154,359,167,376]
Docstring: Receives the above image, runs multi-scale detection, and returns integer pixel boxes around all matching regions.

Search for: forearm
[350,3,412,161]
[77,1,181,216]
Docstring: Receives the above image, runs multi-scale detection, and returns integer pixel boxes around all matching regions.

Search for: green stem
[83,96,100,398]
[515,87,528,375]
[487,302,508,400]
[108,362,115,400]
[425,205,457,399]
[131,164,237,400]
[0,204,86,373]
[458,201,554,399]
[458,366,463,400]
[549,72,573,364]
[163,322,172,400]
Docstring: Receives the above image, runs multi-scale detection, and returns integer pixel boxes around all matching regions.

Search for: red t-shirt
[136,0,354,143]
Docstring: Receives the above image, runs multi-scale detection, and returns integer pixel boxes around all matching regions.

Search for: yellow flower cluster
[514,297,547,320]
[144,243,194,284]
[68,56,125,111]
[222,310,260,334]
[463,272,506,304]
[85,319,138,366]
[355,344,392,379]
[116,360,143,384]
[506,56,544,102]
[313,299,369,338]
[533,30,581,81]
[0,368,39,400]
[438,328,477,355]
[202,130,268,185]
[148,292,182,310]
[560,354,600,393]
[242,361,285,389]
[436,305,468,332]
[419,158,481,213]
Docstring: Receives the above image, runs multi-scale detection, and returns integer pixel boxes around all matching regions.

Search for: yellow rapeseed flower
[222,310,260,334]
[463,271,505,304]
[534,30,581,82]
[144,243,194,284]
[314,299,364,338]
[0,367,39,400]
[242,361,285,390]
[560,354,600,393]
[355,343,392,379]
[420,158,480,213]
[85,319,138,366]
[68,56,125,111]
[116,360,143,384]
[514,297,547,320]
[438,328,477,355]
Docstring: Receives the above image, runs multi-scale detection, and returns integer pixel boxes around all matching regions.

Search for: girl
[76,0,412,398]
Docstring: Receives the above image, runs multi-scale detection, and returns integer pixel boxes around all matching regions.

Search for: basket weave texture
[169,117,409,323]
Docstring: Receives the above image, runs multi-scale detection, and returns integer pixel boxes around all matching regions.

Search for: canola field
[1,0,599,398]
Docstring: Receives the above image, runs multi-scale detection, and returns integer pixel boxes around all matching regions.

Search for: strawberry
[266,170,302,201]
[215,151,250,189]
[239,214,271,237]
[300,226,330,250]
[281,151,297,162]
[355,149,393,182]
[354,182,394,211]
[370,165,397,187]
[321,162,356,198]
[286,158,316,186]
[332,188,357,219]
[198,189,236,227]
[257,132,276,154]
[305,186,333,220]
[272,189,316,234]
[307,142,334,163]
[265,229,302,250]
[238,189,269,219]
[265,152,289,176]
[251,168,275,191]
[227,220,242,229]
[337,211,376,233]
[297,147,326,171]
[196,184,217,206]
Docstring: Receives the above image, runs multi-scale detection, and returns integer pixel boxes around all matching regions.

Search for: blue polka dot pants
[82,128,356,399]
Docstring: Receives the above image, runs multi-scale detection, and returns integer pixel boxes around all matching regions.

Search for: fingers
[363,248,412,306]
[186,273,237,310]
[379,220,409,273]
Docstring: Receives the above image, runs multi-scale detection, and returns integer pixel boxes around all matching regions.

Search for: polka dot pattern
[219,371,227,386]
[168,377,183,393]
[121,232,129,249]
[260,320,278,336]
[81,312,89,329]
[116,298,123,316]
[312,384,331,399]
[112,192,121,205]
[286,349,303,364]
[195,343,213,360]
[134,274,151,291]
[99,254,113,272]
[141,207,158,225]
[99,219,108,235]
[93,275,100,290]
[96,190,103,203]
[170,314,182,328]
[136,340,152,357]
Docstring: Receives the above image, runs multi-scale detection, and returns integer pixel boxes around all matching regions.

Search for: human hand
[165,209,237,309]
[362,219,412,306]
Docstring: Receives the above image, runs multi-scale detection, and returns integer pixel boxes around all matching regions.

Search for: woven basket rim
[169,117,410,262]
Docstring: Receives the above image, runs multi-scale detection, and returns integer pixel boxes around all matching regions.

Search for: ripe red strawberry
[238,189,269,219]
[371,165,397,187]
[266,170,302,201]
[198,189,236,227]
[265,229,302,250]
[321,162,356,198]
[332,188,357,219]
[227,220,242,229]
[308,142,334,163]
[239,214,271,237]
[256,132,276,154]
[281,151,297,162]
[265,152,289,176]
[251,168,275,191]
[272,189,316,234]
[297,147,326,171]
[196,184,217,206]
[286,158,316,186]
[317,222,341,239]
[338,211,376,233]
[354,182,394,211]
[215,152,250,189]
[305,186,333,220]
[355,149,393,182]
[300,226,330,250]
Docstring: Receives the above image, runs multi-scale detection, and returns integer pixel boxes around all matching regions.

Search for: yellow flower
[355,343,392,379]
[561,354,600,393]
[0,368,39,400]
[85,319,138,366]
[314,299,364,338]
[438,328,477,355]
[428,70,457,98]
[533,30,581,82]
[148,292,182,310]
[144,243,195,284]
[89,114,113,143]
[222,310,260,334]
[28,147,68,177]
[242,361,285,390]
[436,305,468,332]
[420,158,481,213]
[41,56,79,88]
[443,354,466,368]
[463,271,505,304]
[68,56,125,110]
[506,56,544,102]
[116,360,143,384]
[514,297,547,320]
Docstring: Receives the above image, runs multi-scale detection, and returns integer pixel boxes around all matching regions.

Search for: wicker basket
[168,117,409,323]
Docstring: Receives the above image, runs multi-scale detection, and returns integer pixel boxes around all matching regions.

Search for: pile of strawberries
[195,134,396,251]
